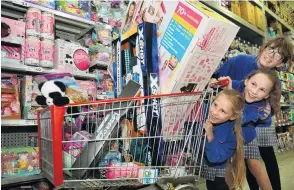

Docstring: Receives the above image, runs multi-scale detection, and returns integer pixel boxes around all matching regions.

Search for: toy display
[56,1,91,20]
[1,17,26,45]
[40,39,54,68]
[76,80,97,101]
[1,74,21,120]
[54,39,90,74]
[1,45,22,64]
[1,17,26,64]
[40,12,55,40]
[25,0,56,9]
[24,36,40,66]
[25,8,41,37]
[93,69,114,99]
[1,147,40,178]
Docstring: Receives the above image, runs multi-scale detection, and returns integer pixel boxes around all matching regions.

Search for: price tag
[97,95,108,100]
[24,120,38,125]
[26,66,43,73]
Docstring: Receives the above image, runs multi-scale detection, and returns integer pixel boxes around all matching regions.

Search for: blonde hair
[246,68,281,117]
[218,89,246,189]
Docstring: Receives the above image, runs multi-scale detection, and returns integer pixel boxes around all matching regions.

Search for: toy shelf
[264,6,294,32]
[1,62,96,80]
[1,173,45,186]
[1,120,38,127]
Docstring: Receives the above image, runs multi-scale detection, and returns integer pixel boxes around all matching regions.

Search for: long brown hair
[257,37,294,65]
[218,89,246,189]
[246,68,281,117]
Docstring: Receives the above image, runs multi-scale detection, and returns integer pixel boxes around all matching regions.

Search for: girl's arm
[205,121,236,163]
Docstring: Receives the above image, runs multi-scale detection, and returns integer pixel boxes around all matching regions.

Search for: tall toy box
[157,0,239,139]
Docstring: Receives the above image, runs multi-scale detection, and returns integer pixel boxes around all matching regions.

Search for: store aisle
[197,149,294,190]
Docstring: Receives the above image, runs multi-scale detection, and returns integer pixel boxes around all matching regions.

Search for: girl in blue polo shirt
[217,68,281,190]
[202,89,245,190]
[213,37,293,190]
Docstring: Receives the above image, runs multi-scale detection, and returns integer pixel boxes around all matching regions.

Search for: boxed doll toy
[76,80,97,101]
[56,1,91,20]
[25,0,56,10]
[157,0,239,139]
[54,39,90,74]
[1,74,21,120]
[1,147,40,178]
[1,17,26,64]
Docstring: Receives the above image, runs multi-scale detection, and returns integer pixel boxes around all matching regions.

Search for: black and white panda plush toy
[35,80,70,106]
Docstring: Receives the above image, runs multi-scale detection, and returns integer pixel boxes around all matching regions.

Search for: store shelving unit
[1,62,96,80]
[1,173,45,186]
[1,120,38,127]
[264,6,294,32]
[200,1,265,45]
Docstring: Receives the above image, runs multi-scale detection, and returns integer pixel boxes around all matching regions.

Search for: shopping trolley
[37,89,216,189]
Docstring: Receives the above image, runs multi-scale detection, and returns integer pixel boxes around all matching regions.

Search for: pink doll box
[64,131,90,159]
[20,75,44,119]
[1,147,40,178]
[1,17,26,64]
[54,39,90,74]
[76,80,97,101]
[1,17,26,45]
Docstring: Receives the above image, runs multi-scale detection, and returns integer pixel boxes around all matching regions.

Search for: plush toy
[35,80,79,118]
[35,80,70,106]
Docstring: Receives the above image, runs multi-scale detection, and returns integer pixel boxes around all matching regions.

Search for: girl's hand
[218,76,232,89]
[209,78,219,88]
[205,120,214,142]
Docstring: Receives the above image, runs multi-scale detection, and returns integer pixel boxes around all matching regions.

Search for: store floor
[196,149,294,190]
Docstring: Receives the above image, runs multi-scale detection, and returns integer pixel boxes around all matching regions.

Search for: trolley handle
[209,78,230,88]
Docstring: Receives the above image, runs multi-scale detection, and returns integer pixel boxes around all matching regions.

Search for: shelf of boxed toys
[1,0,95,37]
[281,103,294,108]
[200,1,265,38]
[277,121,294,127]
[1,62,96,80]
[264,6,294,32]
[1,120,38,127]
[1,173,45,186]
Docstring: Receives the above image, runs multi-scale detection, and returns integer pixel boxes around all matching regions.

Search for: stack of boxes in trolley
[56,0,240,184]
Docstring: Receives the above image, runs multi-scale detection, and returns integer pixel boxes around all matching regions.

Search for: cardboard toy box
[158,0,239,94]
[240,1,255,25]
[157,0,239,140]
[231,0,241,17]
[254,6,266,31]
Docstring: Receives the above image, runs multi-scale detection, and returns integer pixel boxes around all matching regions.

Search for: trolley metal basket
[37,89,215,189]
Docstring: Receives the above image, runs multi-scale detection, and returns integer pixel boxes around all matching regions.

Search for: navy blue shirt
[213,55,258,81]
[213,55,274,129]
[205,120,236,169]
[232,80,266,143]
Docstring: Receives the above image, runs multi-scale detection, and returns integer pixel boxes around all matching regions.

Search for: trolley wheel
[174,184,198,190]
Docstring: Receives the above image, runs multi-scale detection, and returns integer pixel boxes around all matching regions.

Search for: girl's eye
[221,109,226,114]
[260,88,265,92]
[251,82,256,86]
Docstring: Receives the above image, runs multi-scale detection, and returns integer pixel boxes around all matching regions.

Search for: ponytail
[230,116,246,189]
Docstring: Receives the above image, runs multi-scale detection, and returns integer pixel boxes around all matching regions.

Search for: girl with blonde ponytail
[202,89,246,190]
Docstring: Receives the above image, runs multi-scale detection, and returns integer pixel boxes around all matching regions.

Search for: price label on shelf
[24,120,38,125]
[26,66,43,73]
[97,95,109,100]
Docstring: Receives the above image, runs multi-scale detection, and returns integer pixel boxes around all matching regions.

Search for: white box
[157,1,239,140]
[54,39,90,74]
[158,0,240,93]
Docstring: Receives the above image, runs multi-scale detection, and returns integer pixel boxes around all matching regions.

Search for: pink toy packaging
[1,17,26,45]
[54,39,90,74]
[1,147,40,178]
[1,17,26,64]
[25,8,41,37]
[40,39,54,68]
[40,12,55,40]
[25,36,40,66]
[63,131,91,158]
[93,69,115,99]
[76,80,97,101]
[20,75,44,119]
[106,162,139,179]
[1,45,22,64]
